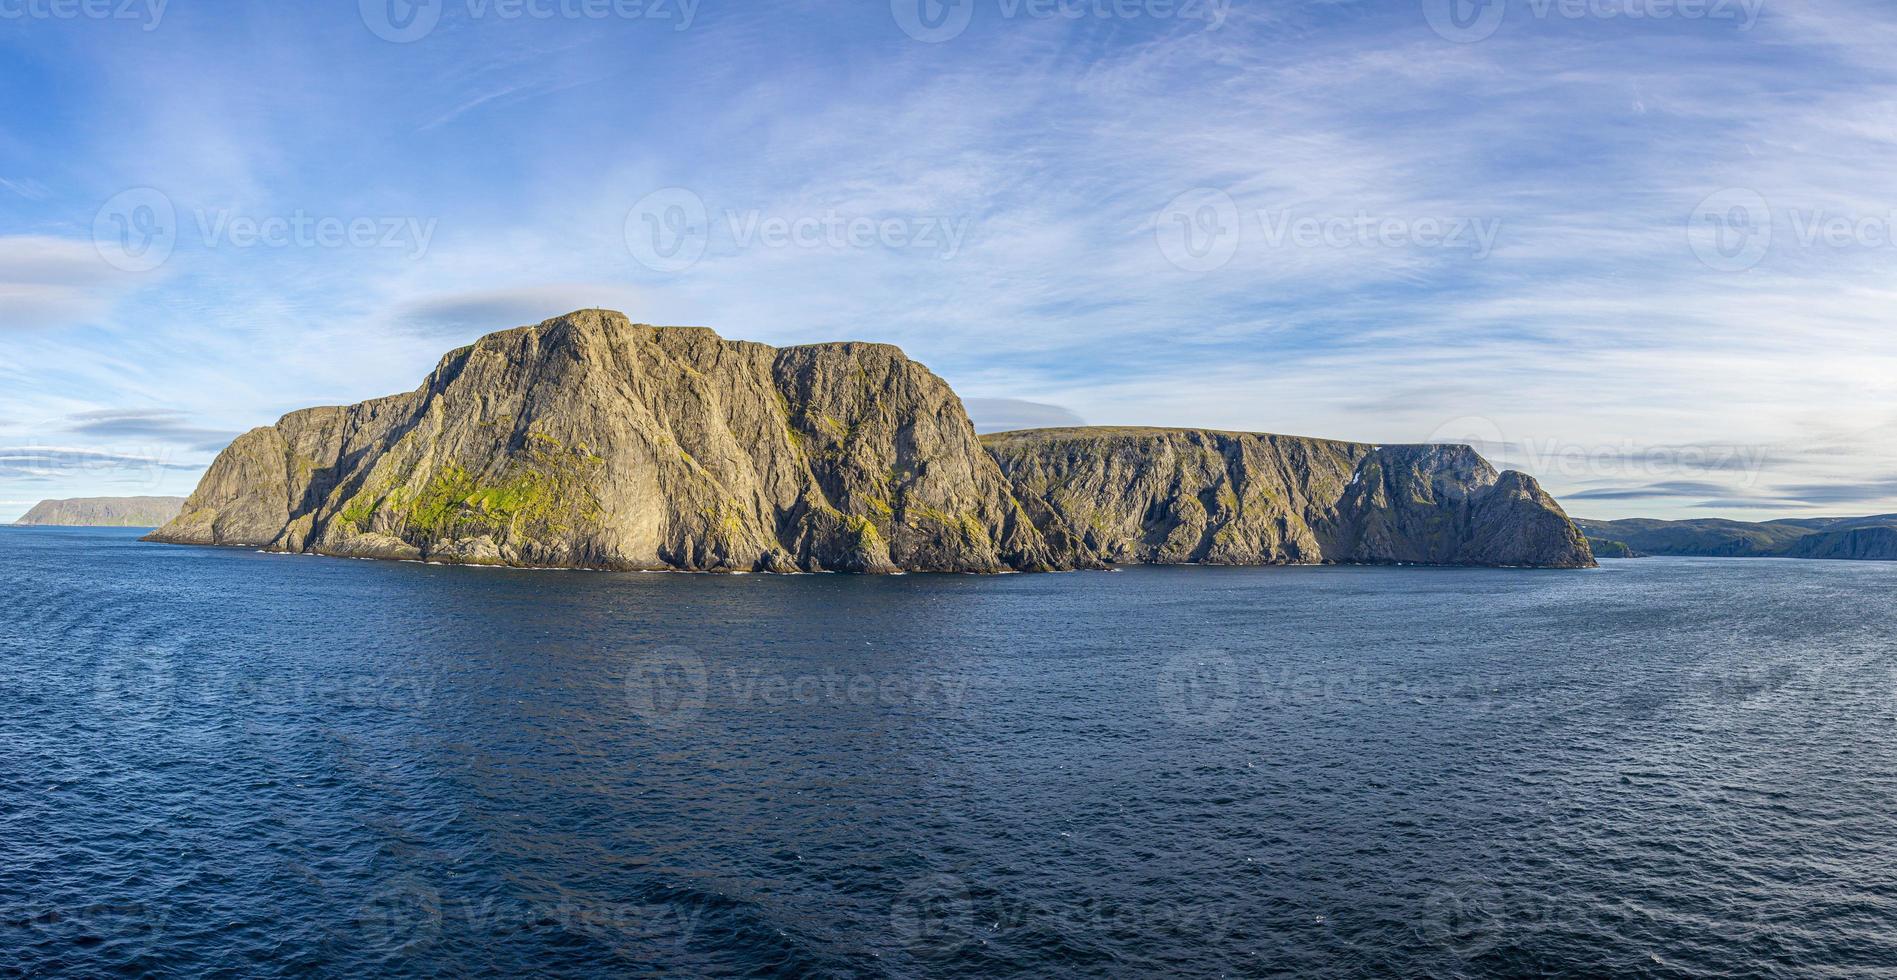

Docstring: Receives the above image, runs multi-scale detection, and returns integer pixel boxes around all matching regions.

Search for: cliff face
[983,428,1595,568]
[15,496,185,527]
[147,310,1055,572]
[1577,516,1897,561]
[148,310,1594,571]
[1784,526,1897,560]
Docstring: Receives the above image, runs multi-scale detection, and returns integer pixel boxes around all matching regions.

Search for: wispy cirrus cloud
[0,446,199,481]
[3,0,1897,521]
[1568,481,1738,501]
[962,398,1086,434]
[1775,476,1897,505]
[0,177,49,201]
[63,409,238,452]
[0,236,141,329]
[396,284,651,336]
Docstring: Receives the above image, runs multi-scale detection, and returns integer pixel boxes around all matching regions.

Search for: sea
[4,526,1895,977]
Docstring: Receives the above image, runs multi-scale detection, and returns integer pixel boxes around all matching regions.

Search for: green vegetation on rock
[143,309,1595,571]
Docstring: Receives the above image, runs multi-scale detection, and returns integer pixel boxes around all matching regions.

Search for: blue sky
[3,0,1896,522]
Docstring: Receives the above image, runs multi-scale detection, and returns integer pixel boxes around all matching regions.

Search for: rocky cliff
[1577,515,1897,561]
[147,310,1055,572]
[1784,525,1897,560]
[984,428,1594,568]
[148,310,1594,571]
[15,496,186,527]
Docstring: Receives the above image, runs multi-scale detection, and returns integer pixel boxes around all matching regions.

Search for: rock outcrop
[15,496,186,527]
[1577,515,1897,561]
[984,428,1594,568]
[1784,525,1897,561]
[147,310,1595,572]
[1587,538,1643,559]
[147,311,1056,572]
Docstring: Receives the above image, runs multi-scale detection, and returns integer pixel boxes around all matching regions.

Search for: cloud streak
[3,1,1896,520]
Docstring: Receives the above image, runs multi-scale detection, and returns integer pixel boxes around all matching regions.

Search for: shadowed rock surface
[1784,526,1897,560]
[1577,515,1897,561]
[14,496,186,527]
[1588,538,1644,559]
[984,427,1594,568]
[148,310,1594,571]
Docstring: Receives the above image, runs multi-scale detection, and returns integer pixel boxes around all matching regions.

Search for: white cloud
[0,236,137,329]
[8,2,1897,519]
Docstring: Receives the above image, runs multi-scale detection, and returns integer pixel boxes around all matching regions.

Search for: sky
[2,0,1895,523]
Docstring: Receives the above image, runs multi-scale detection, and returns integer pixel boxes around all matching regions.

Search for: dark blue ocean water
[4,527,1896,977]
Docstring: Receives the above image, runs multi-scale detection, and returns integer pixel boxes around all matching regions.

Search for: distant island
[1578,515,1897,561]
[14,496,186,527]
[144,310,1595,572]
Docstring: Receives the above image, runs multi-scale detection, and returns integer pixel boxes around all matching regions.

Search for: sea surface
[4,527,1896,977]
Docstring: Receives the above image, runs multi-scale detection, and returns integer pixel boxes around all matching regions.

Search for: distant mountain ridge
[1577,514,1897,561]
[145,310,1594,571]
[14,496,186,527]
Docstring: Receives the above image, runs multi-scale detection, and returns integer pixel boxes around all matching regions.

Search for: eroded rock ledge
[146,311,1595,571]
